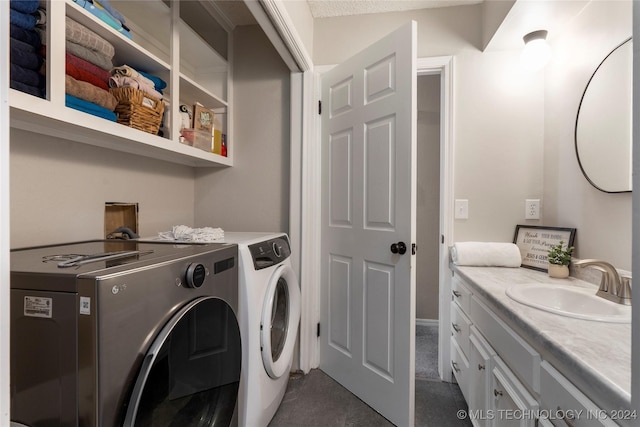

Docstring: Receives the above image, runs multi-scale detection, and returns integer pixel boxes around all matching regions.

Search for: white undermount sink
[505,283,632,323]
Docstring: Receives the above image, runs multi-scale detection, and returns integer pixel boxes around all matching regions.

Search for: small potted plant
[547,240,574,278]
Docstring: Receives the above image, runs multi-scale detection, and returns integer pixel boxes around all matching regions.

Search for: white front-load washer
[217,232,301,427]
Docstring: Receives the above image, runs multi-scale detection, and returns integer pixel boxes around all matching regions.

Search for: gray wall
[194,25,291,233]
[10,25,291,248]
[10,128,195,247]
[311,3,631,270]
[544,0,632,270]
[416,75,440,321]
[313,6,544,245]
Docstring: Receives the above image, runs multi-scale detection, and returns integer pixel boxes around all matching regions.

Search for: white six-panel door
[320,21,417,427]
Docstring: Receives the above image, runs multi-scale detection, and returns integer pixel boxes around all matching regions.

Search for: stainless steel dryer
[10,240,241,427]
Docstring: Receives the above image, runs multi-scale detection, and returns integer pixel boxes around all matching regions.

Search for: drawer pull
[478,364,485,371]
[451,361,461,373]
[558,406,576,427]
[452,290,462,297]
[452,323,461,333]
[493,389,503,397]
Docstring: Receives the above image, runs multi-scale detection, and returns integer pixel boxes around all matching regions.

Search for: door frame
[296,56,454,379]
[416,56,455,382]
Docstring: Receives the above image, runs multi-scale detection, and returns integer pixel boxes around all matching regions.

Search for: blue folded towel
[10,62,44,87]
[10,8,37,30]
[10,24,41,49]
[66,94,118,122]
[72,0,132,40]
[10,79,44,98]
[11,38,42,70]
[138,70,167,92]
[93,0,126,25]
[10,0,39,14]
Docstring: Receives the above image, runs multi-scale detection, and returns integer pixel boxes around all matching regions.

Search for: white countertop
[453,265,631,412]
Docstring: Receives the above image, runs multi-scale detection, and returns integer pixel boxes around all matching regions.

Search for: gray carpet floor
[270,324,472,426]
[416,324,439,380]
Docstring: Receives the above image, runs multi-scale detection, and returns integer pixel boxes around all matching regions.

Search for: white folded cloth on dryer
[451,242,522,267]
[157,225,224,242]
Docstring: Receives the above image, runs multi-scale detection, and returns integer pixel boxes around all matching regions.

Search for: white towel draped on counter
[157,225,224,242]
[451,242,522,267]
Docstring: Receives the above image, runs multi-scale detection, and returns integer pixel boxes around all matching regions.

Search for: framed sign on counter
[513,225,576,272]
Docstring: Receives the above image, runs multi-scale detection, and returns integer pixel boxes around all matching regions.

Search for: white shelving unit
[9,0,231,168]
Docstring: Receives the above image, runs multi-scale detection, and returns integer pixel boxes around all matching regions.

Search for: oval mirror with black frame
[575,37,632,193]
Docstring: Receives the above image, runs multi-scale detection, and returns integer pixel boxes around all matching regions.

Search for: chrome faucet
[573,259,632,305]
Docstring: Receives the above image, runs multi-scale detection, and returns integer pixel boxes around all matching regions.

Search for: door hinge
[412,243,417,255]
[318,100,322,115]
[317,322,320,337]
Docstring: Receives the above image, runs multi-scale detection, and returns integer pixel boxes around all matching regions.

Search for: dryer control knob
[185,263,206,288]
[272,242,281,258]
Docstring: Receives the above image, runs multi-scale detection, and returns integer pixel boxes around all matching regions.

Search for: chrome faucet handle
[619,273,632,300]
[573,259,630,305]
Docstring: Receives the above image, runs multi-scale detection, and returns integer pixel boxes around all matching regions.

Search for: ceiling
[215,0,483,27]
[307,0,483,18]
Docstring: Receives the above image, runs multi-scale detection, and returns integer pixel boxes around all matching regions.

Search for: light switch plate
[455,199,469,219]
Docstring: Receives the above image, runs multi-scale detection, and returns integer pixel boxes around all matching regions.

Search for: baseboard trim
[416,318,439,327]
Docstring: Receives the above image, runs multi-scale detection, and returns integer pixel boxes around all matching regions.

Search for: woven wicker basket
[109,87,165,135]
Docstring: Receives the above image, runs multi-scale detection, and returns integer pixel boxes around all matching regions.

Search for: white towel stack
[451,242,522,267]
[158,225,224,242]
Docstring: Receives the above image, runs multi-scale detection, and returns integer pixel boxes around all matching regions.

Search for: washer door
[124,297,241,426]
[260,264,301,379]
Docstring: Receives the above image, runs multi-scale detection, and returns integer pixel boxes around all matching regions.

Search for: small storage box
[110,87,165,135]
[181,128,212,152]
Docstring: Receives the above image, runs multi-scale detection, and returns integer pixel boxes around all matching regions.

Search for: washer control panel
[248,235,291,270]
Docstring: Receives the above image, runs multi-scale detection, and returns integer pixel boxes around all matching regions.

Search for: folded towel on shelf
[66,74,117,111]
[71,0,132,39]
[67,40,113,71]
[10,0,39,13]
[10,62,44,88]
[11,24,41,48]
[10,79,43,98]
[41,45,111,90]
[11,35,35,52]
[139,70,167,92]
[11,38,42,70]
[94,0,126,25]
[157,225,225,243]
[10,8,37,30]
[111,65,155,88]
[65,94,117,121]
[65,16,115,59]
[451,242,522,267]
[109,74,163,100]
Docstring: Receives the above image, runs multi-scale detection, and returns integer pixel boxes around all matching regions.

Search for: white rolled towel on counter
[451,242,522,267]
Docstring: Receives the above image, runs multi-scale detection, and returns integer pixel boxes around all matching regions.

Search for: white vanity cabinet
[539,361,618,427]
[450,272,626,427]
[451,276,473,401]
[469,326,496,427]
[9,0,231,167]
[492,356,539,427]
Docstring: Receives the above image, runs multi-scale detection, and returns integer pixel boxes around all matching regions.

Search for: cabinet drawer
[540,361,618,427]
[451,338,470,402]
[492,356,538,427]
[470,296,540,393]
[451,301,472,357]
[452,274,472,312]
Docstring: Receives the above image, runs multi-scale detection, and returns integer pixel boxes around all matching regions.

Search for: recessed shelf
[10,0,232,168]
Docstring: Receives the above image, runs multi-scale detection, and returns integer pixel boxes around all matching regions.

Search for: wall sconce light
[521,30,551,71]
